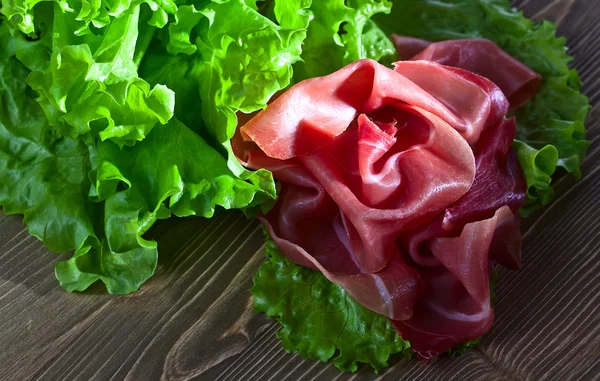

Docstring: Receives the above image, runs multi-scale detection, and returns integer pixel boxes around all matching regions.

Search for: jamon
[238,41,537,360]
[240,58,507,157]
[391,36,541,108]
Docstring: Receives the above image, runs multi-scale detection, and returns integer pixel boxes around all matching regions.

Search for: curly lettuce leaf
[25,6,175,147]
[513,140,558,215]
[0,0,176,35]
[0,56,100,255]
[0,0,72,35]
[138,0,312,205]
[446,339,480,359]
[1,0,291,291]
[0,0,303,293]
[373,0,590,216]
[139,43,206,136]
[193,0,311,177]
[1,3,53,71]
[57,116,272,292]
[293,0,393,80]
[0,23,15,58]
[252,232,411,372]
[1,52,275,293]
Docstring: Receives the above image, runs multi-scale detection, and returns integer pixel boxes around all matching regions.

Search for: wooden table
[1,1,599,380]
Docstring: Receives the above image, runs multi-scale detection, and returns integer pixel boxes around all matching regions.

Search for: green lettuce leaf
[138,0,312,207]
[25,5,176,147]
[0,56,100,256]
[513,140,558,215]
[293,0,393,80]
[446,339,480,359]
[1,0,296,293]
[1,3,53,71]
[192,0,311,177]
[0,0,176,36]
[373,0,590,216]
[58,116,271,293]
[0,23,16,58]
[0,52,275,293]
[0,0,72,36]
[138,43,206,136]
[252,231,411,372]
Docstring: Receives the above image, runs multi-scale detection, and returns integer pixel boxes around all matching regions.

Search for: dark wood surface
[2,1,600,380]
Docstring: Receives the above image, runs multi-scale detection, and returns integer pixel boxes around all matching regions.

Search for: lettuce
[0,51,274,293]
[0,0,315,292]
[0,57,99,257]
[26,6,175,147]
[0,0,176,35]
[252,231,411,372]
[293,0,393,80]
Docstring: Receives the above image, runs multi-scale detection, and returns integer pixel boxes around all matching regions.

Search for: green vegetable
[0,56,99,259]
[26,7,176,148]
[293,0,394,81]
[372,0,590,216]
[252,231,411,372]
[446,339,480,359]
[0,0,317,292]
[0,52,273,293]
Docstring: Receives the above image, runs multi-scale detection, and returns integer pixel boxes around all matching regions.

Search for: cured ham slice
[241,59,508,158]
[393,61,508,145]
[397,115,526,360]
[391,35,432,60]
[392,206,517,361]
[239,42,539,360]
[247,102,476,318]
[392,36,542,108]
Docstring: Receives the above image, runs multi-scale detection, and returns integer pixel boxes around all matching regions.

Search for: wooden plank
[1,1,599,380]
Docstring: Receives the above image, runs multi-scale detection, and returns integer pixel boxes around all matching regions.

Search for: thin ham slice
[238,46,538,361]
[391,36,542,108]
[397,115,526,360]
[247,102,476,318]
[241,59,508,159]
[391,35,432,60]
[392,207,514,361]
[443,117,526,231]
[299,108,475,274]
[393,61,508,145]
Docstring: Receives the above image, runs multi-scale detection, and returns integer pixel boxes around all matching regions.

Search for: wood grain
[1,1,600,380]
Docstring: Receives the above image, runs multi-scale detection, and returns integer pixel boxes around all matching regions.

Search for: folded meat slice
[393,61,508,145]
[393,206,521,361]
[443,117,526,231]
[240,59,508,159]
[391,35,432,60]
[239,53,534,360]
[392,36,542,108]
[299,107,475,274]
[397,113,526,360]
[261,214,424,321]
[246,102,476,319]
